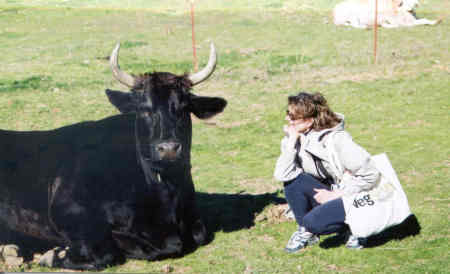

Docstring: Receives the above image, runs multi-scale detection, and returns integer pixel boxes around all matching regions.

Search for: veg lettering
[353,194,375,208]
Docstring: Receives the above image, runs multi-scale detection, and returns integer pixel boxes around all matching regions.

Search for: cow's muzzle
[156,142,182,161]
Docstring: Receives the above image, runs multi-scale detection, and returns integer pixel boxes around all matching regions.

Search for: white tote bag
[327,133,412,237]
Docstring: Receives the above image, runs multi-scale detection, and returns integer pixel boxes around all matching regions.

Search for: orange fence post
[374,0,378,64]
[190,0,198,72]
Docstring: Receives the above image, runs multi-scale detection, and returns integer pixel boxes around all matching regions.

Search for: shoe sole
[284,237,319,253]
[346,245,364,249]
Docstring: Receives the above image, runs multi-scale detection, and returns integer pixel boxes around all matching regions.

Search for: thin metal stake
[190,0,198,72]
[374,0,378,64]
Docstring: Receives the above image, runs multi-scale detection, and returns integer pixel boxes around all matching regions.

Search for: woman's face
[286,104,314,133]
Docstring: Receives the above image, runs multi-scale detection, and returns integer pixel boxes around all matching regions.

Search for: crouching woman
[274,92,405,253]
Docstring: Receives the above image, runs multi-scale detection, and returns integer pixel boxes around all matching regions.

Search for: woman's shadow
[319,214,421,249]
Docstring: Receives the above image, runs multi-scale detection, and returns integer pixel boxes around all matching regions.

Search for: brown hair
[288,92,341,131]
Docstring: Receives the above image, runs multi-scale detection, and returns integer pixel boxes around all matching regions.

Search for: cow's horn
[110,43,137,88]
[188,43,217,85]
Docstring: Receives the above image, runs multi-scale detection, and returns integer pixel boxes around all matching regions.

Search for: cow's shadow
[196,191,285,237]
[319,214,421,249]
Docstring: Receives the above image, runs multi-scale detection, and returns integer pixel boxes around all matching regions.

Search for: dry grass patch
[255,203,291,224]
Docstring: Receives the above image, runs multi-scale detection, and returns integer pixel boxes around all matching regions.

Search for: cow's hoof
[39,247,101,270]
[0,245,24,267]
[192,220,207,245]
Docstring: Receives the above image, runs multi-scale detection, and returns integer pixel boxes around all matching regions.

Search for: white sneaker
[285,227,319,253]
[283,206,295,220]
[345,234,366,249]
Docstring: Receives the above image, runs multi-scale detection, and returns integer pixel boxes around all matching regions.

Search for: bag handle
[325,131,344,181]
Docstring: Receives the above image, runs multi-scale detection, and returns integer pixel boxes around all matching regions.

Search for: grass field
[0,0,449,273]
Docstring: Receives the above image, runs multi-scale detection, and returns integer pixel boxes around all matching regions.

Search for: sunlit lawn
[0,0,448,272]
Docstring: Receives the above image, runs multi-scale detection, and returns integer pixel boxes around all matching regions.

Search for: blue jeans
[284,173,347,235]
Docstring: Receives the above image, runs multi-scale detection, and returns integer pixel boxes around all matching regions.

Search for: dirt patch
[255,203,293,224]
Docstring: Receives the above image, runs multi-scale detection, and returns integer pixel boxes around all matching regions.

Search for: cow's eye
[174,107,186,117]
[140,112,151,118]
[175,101,189,115]
[138,104,153,116]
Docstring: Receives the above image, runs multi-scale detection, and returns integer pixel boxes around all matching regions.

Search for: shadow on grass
[319,214,421,249]
[0,191,285,264]
[0,76,69,93]
[196,191,285,239]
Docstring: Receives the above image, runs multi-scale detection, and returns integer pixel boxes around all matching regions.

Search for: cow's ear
[105,89,137,114]
[189,94,227,119]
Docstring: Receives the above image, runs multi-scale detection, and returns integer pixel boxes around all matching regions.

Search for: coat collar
[303,113,345,160]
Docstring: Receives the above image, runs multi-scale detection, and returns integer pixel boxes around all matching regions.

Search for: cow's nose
[156,142,182,160]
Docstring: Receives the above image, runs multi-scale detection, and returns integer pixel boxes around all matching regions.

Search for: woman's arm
[333,132,380,196]
[273,135,303,182]
[313,188,344,204]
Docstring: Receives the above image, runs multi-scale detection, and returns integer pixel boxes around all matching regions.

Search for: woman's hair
[288,92,341,131]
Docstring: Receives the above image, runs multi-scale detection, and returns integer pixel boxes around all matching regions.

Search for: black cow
[0,43,226,270]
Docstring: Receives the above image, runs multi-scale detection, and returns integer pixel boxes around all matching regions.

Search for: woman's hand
[283,124,301,140]
[284,117,314,138]
[313,188,343,204]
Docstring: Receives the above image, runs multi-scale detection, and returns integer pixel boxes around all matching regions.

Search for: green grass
[0,0,449,273]
[0,0,344,12]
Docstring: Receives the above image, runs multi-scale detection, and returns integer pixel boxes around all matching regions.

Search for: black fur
[0,72,226,270]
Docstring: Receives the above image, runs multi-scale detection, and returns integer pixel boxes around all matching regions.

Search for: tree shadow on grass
[319,214,421,249]
[196,191,286,240]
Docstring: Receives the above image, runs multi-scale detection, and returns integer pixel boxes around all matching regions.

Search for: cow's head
[399,0,419,12]
[105,43,226,184]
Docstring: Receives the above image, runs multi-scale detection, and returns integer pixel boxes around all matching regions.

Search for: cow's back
[0,114,139,242]
[0,129,64,241]
[333,0,399,27]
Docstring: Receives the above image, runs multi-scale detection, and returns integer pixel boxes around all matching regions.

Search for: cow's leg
[380,22,399,28]
[0,211,61,264]
[180,209,206,248]
[39,235,123,270]
[44,223,122,269]
[346,17,368,29]
[182,184,207,246]
[45,212,123,270]
[188,208,207,246]
[46,193,123,270]
[412,18,441,26]
[349,22,368,29]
